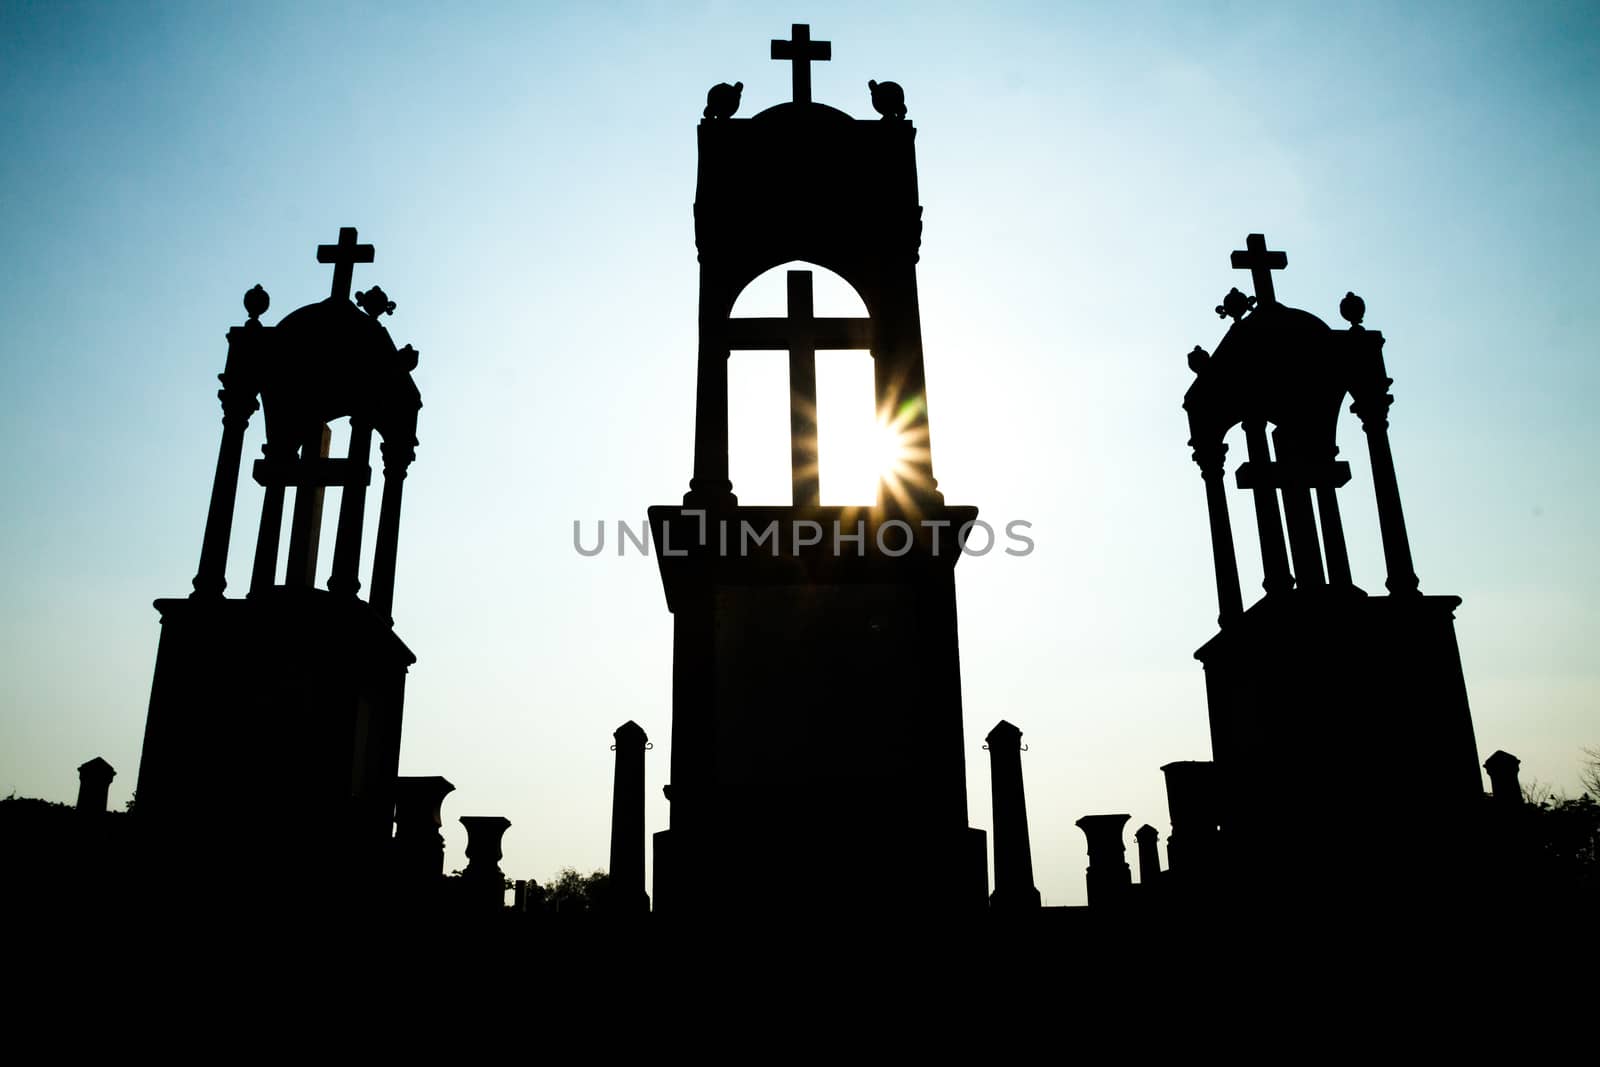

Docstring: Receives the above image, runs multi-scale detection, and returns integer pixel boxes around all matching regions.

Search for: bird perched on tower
[868,79,906,119]
[704,81,743,119]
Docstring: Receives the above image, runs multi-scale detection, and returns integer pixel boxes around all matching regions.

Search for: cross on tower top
[1230,233,1288,307]
[771,23,831,105]
[316,226,375,302]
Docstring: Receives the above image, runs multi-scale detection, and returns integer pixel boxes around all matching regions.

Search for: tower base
[135,588,414,896]
[648,504,989,916]
[1196,591,1482,898]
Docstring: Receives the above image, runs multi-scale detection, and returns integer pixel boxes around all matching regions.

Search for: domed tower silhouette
[1183,235,1482,894]
[647,25,988,915]
[135,228,423,896]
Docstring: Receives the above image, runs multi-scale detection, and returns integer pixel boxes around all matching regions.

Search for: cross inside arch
[771,23,831,105]
[726,270,872,507]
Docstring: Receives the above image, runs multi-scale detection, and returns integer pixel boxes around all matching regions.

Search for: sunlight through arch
[726,260,915,506]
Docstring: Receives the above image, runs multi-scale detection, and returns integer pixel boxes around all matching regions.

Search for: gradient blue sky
[2,1,1595,904]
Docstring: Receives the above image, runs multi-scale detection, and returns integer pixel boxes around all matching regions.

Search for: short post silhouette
[1075,814,1133,907]
[1483,751,1523,809]
[459,816,511,912]
[985,721,1040,912]
[1160,761,1219,884]
[607,721,650,915]
[1134,823,1162,890]
[394,776,455,890]
[76,757,115,814]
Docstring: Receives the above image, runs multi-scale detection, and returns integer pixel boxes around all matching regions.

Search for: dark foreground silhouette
[7,28,1590,996]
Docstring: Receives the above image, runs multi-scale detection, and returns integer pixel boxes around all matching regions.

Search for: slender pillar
[327,419,373,596]
[459,816,511,913]
[1075,814,1132,907]
[369,439,413,622]
[688,275,734,506]
[985,721,1041,912]
[1484,751,1523,810]
[1274,430,1325,587]
[249,440,295,595]
[872,261,940,506]
[76,757,115,814]
[1194,441,1244,623]
[192,346,259,597]
[284,424,331,588]
[1353,387,1420,596]
[1241,420,1294,595]
[1135,823,1162,889]
[1316,473,1354,587]
[607,721,651,914]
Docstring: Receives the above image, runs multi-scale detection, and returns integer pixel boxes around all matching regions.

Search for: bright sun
[818,389,927,507]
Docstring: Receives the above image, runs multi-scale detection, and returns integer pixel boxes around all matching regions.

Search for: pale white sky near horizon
[1,2,1595,905]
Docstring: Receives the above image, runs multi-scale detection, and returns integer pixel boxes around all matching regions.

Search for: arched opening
[727,261,885,506]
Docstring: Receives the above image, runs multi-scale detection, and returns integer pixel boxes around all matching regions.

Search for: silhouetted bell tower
[1183,235,1482,894]
[648,25,988,915]
[135,228,423,895]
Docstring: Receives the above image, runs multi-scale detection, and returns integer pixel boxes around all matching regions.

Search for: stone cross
[725,270,872,507]
[771,23,831,105]
[316,226,375,302]
[1230,233,1287,306]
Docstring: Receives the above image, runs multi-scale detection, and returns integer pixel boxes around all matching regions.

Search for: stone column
[1135,823,1162,889]
[284,423,332,588]
[1242,420,1294,595]
[1075,814,1132,907]
[394,776,455,888]
[872,258,940,507]
[1316,479,1355,588]
[1194,441,1244,624]
[369,438,414,622]
[1274,429,1325,587]
[76,757,115,813]
[1160,761,1220,880]
[607,721,651,914]
[688,274,735,507]
[459,816,511,912]
[327,419,372,596]
[191,319,261,598]
[249,438,296,595]
[1350,334,1419,595]
[1484,751,1523,809]
[985,721,1041,912]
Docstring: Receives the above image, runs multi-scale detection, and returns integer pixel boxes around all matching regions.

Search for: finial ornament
[1340,291,1366,329]
[243,284,270,322]
[1187,345,1211,373]
[355,285,396,318]
[868,79,907,119]
[1215,287,1256,323]
[704,81,743,119]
